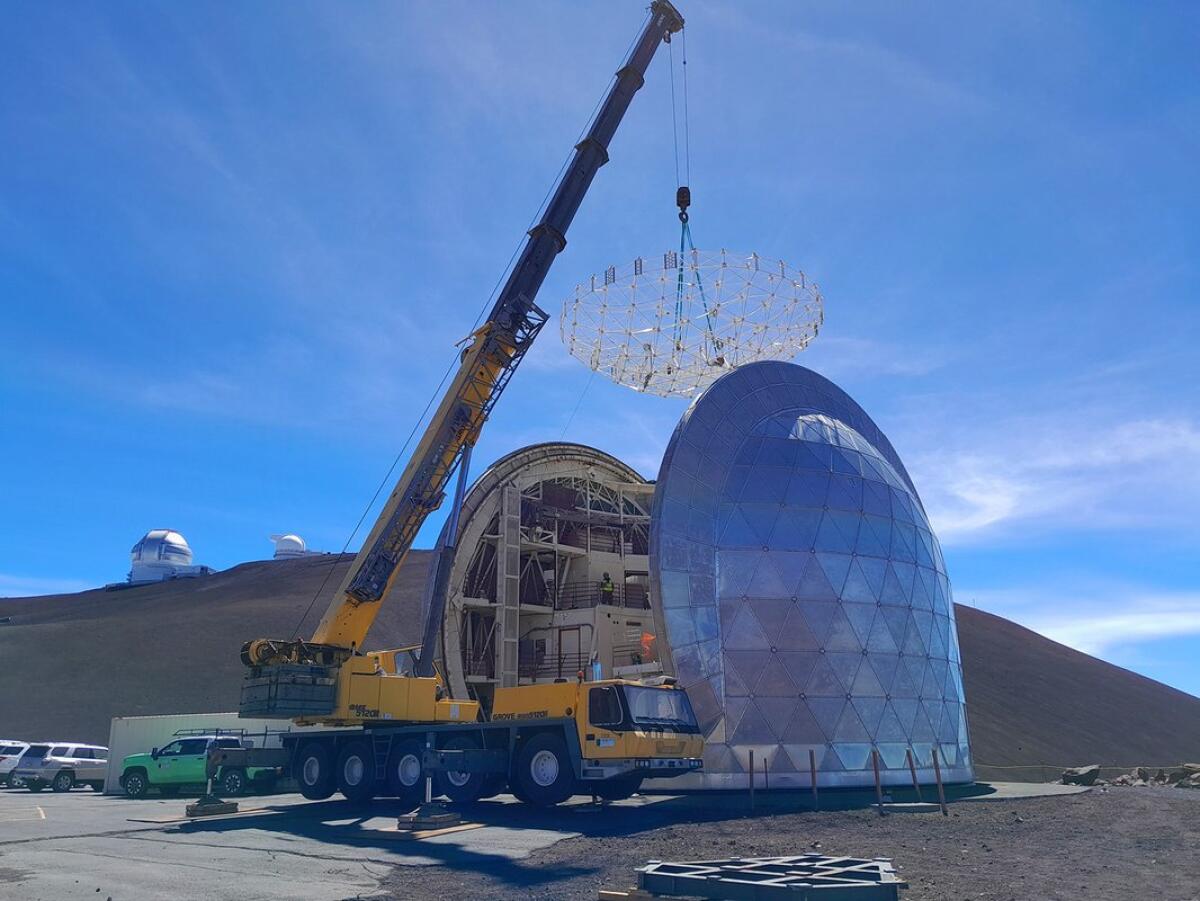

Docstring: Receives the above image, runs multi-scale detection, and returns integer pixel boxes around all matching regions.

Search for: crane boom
[242,1,684,670]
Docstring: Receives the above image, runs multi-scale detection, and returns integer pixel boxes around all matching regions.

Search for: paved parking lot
[0,785,610,900]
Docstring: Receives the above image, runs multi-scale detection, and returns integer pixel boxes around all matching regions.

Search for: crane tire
[478,774,507,800]
[335,740,377,803]
[513,733,575,807]
[385,739,426,808]
[593,775,643,801]
[295,742,336,800]
[436,736,487,803]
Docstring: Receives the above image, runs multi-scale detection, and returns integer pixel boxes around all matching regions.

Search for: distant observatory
[126,529,213,585]
[270,534,325,560]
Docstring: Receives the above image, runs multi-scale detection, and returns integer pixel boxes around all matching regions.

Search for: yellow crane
[231,1,703,808]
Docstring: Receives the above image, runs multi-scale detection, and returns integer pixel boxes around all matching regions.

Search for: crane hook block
[676,185,691,223]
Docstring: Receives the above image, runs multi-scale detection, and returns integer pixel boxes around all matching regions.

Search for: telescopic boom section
[243,2,684,668]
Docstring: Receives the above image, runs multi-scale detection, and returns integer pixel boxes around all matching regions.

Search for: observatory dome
[131,530,193,567]
[128,529,212,584]
[271,534,307,559]
[649,361,972,789]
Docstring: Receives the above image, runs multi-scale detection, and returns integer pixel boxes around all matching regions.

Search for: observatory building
[126,529,213,585]
[270,534,325,560]
[427,361,972,788]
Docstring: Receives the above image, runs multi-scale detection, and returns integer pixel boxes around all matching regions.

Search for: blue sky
[2,2,1198,695]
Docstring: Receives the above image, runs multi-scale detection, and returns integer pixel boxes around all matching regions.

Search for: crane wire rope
[289,13,651,640]
[668,26,718,361]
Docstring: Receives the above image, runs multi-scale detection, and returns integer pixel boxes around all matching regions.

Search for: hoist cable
[681,27,691,185]
[667,37,681,187]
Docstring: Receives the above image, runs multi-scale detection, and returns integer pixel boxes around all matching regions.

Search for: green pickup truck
[120,736,279,798]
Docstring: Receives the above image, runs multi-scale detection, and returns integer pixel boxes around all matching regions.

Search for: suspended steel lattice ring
[560,249,823,398]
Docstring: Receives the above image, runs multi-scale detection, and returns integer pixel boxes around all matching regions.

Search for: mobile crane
[225,1,703,808]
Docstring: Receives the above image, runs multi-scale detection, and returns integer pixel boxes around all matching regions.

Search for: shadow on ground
[151,784,997,892]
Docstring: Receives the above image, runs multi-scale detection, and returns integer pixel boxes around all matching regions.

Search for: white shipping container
[104,712,325,794]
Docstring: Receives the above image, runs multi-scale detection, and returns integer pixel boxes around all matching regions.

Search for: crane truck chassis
[214,677,702,807]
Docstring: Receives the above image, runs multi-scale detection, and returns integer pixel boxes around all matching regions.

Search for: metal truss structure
[560,249,823,398]
[638,854,907,900]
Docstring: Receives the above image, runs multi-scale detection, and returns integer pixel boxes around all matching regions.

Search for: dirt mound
[4,559,1199,778]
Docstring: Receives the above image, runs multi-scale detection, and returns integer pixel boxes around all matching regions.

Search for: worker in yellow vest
[600,573,615,604]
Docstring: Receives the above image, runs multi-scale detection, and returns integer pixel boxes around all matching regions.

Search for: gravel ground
[377,788,1200,901]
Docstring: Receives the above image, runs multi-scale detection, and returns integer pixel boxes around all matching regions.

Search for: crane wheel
[593,775,643,801]
[335,740,377,803]
[295,742,336,800]
[478,774,507,800]
[513,733,575,807]
[436,736,487,803]
[385,739,426,808]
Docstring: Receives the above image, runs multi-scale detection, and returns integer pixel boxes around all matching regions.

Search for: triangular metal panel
[841,563,877,606]
[724,649,769,692]
[805,655,844,697]
[769,508,823,552]
[777,650,821,689]
[749,597,793,643]
[768,549,811,593]
[806,697,845,740]
[875,703,908,742]
[816,551,852,595]
[776,606,820,651]
[851,696,887,735]
[888,659,920,699]
[798,598,839,642]
[780,702,824,744]
[842,601,878,644]
[823,607,862,652]
[744,559,789,599]
[756,696,800,740]
[723,603,770,650]
[731,701,776,745]
[832,742,872,771]
[825,652,862,691]
[868,650,900,690]
[784,470,829,508]
[850,660,887,698]
[832,704,871,741]
[796,556,839,601]
[717,549,763,599]
[755,654,798,697]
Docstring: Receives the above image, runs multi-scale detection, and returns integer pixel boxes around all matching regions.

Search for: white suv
[13,743,108,793]
[0,741,30,788]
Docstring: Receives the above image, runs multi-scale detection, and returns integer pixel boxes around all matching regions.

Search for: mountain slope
[3,556,1199,780]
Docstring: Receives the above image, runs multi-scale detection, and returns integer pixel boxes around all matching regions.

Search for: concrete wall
[103,713,323,793]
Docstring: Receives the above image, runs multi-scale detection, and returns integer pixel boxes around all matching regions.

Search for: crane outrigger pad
[638,854,907,900]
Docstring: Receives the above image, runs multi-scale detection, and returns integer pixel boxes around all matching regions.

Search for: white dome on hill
[128,529,212,584]
[270,533,326,560]
[271,534,307,559]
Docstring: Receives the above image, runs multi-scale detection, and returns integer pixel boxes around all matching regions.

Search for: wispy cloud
[964,583,1200,659]
[0,574,94,599]
[908,413,1200,544]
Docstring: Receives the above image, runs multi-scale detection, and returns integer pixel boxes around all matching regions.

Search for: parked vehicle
[0,741,30,788]
[13,743,107,792]
[120,736,278,799]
